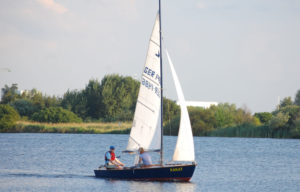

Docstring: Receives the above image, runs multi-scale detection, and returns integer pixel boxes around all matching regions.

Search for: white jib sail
[126,14,161,151]
[166,50,195,162]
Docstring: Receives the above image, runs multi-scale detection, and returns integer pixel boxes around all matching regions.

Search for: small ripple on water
[1,134,300,192]
[0,170,93,179]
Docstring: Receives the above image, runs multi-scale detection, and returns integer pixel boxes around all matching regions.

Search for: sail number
[141,77,161,97]
[144,67,161,85]
[170,167,183,172]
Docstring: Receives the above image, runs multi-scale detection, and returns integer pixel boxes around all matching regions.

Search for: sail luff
[166,50,195,162]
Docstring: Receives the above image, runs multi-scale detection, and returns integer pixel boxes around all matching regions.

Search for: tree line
[0,75,183,125]
[1,74,300,138]
[0,75,141,123]
[164,90,300,138]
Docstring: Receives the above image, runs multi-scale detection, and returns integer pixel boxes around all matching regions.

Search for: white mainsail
[166,50,195,162]
[126,14,161,151]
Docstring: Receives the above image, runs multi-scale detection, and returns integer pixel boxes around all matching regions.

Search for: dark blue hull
[94,164,196,182]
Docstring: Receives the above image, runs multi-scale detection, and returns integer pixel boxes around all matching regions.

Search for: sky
[0,0,300,113]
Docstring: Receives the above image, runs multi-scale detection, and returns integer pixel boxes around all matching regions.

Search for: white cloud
[37,0,67,14]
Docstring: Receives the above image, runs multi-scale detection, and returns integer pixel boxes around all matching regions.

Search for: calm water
[0,134,300,192]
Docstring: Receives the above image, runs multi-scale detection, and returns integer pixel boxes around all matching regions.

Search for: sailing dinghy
[94,0,196,181]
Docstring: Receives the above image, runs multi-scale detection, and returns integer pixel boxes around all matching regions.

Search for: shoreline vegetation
[1,74,300,139]
[0,121,131,134]
[5,121,131,134]
[0,121,292,139]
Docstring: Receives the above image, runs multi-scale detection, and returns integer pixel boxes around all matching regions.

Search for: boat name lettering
[170,167,183,172]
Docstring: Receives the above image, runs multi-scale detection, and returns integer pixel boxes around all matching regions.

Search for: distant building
[177,101,218,109]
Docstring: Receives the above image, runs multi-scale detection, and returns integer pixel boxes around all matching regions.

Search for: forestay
[166,50,195,162]
[126,15,161,152]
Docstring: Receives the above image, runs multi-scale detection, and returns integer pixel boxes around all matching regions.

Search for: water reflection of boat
[129,180,196,192]
[94,0,196,181]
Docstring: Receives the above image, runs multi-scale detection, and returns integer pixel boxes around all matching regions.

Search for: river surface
[0,133,300,192]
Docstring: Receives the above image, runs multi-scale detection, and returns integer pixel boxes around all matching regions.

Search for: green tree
[212,103,236,128]
[84,79,103,119]
[252,116,262,126]
[20,89,60,111]
[21,89,45,111]
[61,90,87,119]
[31,107,82,123]
[254,112,272,124]
[164,103,262,136]
[291,112,300,138]
[1,84,19,104]
[274,105,300,127]
[163,98,180,135]
[0,104,20,131]
[269,112,289,130]
[234,107,255,126]
[295,89,300,106]
[43,95,60,108]
[189,106,216,136]
[163,115,180,135]
[100,75,139,121]
[163,98,180,122]
[279,97,293,108]
[10,99,38,117]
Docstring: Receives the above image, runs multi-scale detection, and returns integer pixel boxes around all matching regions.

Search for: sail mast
[159,0,163,165]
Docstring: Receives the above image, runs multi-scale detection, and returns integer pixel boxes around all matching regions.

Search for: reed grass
[4,121,292,139]
[6,121,132,134]
[207,124,292,138]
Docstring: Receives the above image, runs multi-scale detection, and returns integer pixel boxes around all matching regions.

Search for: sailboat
[94,0,196,181]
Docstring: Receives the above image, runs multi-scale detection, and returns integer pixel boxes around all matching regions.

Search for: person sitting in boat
[105,146,124,169]
[138,147,152,167]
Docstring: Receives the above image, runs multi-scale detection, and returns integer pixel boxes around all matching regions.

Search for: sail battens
[126,14,161,152]
[142,74,160,86]
[129,136,141,146]
[150,39,160,47]
[137,100,155,113]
